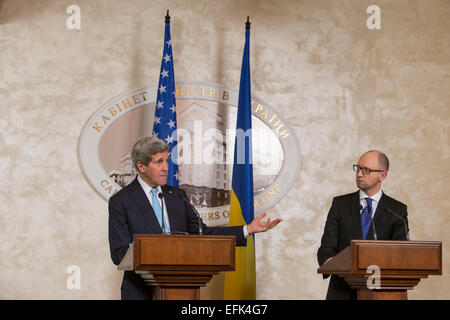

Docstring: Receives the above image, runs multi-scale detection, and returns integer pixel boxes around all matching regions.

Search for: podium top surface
[318,240,442,276]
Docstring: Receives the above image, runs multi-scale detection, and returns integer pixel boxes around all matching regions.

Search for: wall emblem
[79,82,300,226]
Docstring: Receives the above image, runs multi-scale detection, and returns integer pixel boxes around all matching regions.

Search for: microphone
[385,207,410,241]
[179,192,203,235]
[158,193,167,235]
[359,204,377,240]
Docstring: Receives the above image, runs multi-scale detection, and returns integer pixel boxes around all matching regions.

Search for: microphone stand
[386,207,410,241]
[158,193,167,235]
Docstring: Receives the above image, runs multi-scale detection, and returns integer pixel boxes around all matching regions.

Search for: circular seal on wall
[78,82,300,226]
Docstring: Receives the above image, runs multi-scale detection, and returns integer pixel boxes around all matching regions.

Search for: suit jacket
[317,191,409,300]
[108,177,247,300]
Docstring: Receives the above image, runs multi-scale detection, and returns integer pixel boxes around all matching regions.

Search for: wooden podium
[118,234,236,300]
[318,240,442,300]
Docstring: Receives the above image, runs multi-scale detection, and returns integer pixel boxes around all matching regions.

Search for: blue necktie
[361,197,373,240]
[151,188,163,228]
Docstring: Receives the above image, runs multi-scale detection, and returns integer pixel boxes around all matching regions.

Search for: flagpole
[224,15,256,300]
[153,9,179,187]
[165,10,170,23]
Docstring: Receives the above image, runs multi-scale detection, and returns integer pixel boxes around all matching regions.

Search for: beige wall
[0,0,448,299]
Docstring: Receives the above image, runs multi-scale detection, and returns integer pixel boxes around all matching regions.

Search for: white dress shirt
[359,189,383,218]
[137,175,171,232]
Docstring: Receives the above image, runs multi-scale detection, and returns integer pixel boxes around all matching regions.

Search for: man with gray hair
[317,150,409,300]
[109,136,281,300]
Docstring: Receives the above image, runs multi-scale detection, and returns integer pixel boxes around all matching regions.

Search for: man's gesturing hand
[247,212,282,235]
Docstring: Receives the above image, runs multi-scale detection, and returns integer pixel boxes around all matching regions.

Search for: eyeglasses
[353,164,384,175]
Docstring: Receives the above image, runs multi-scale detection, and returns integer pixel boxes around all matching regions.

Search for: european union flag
[153,13,179,187]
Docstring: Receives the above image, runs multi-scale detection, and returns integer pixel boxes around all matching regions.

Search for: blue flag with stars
[153,19,179,187]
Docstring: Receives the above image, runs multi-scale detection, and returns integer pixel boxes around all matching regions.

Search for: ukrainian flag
[224,18,256,300]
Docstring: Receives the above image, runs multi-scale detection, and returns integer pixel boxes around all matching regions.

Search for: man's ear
[379,171,388,182]
[136,161,146,173]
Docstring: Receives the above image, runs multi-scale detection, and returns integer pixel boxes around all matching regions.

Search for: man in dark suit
[317,150,409,300]
[109,136,281,300]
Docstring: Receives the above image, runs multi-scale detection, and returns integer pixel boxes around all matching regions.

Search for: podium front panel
[133,234,236,272]
[351,240,442,275]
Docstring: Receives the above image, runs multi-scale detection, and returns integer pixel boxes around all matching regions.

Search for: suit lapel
[350,191,363,239]
[162,185,183,231]
[373,191,387,224]
[128,178,162,234]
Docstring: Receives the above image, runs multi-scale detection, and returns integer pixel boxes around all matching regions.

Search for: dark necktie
[361,197,373,240]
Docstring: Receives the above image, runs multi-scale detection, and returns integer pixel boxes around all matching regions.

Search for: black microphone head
[158,192,164,199]
[359,204,363,211]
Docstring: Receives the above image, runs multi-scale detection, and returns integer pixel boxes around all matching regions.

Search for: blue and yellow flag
[224,18,256,300]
